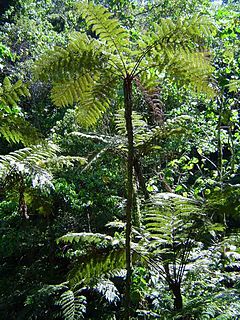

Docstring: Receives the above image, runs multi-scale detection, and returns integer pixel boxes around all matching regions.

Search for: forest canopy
[0,0,239,319]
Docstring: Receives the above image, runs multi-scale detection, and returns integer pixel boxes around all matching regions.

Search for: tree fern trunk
[170,282,183,311]
[124,74,134,320]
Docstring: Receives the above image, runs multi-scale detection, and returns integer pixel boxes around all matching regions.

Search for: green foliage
[0,1,239,319]
[34,1,215,129]
[0,77,30,107]
[57,289,86,320]
[0,144,57,188]
[58,232,125,285]
[0,77,37,144]
[78,2,129,55]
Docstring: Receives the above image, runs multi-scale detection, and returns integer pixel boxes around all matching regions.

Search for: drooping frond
[134,15,215,95]
[0,143,58,189]
[93,279,120,304]
[0,114,39,145]
[165,51,215,96]
[57,232,125,286]
[0,77,30,107]
[68,249,126,286]
[34,33,119,127]
[34,33,105,83]
[57,289,86,320]
[77,2,129,71]
[74,86,111,127]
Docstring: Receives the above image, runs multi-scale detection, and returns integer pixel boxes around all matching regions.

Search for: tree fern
[0,114,39,145]
[93,278,120,304]
[0,143,58,218]
[35,4,216,316]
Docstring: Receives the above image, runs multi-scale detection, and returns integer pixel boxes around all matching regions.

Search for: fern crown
[34,2,215,127]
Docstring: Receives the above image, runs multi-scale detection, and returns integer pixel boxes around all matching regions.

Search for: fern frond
[74,88,110,127]
[68,249,126,286]
[57,232,116,245]
[143,193,204,253]
[78,2,129,62]
[93,279,120,304]
[0,77,30,107]
[45,155,86,170]
[58,289,86,320]
[166,51,215,96]
[57,231,126,285]
[0,143,57,189]
[0,114,39,145]
[34,33,105,82]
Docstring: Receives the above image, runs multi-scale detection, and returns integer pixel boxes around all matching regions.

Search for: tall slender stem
[123,74,134,320]
[217,96,223,181]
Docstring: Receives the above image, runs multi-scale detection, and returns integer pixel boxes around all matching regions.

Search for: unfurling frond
[0,77,30,107]
[58,289,86,320]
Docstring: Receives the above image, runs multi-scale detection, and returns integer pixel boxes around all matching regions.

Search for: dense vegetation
[0,0,239,319]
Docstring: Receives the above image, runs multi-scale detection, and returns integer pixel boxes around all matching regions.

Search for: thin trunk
[217,97,223,181]
[123,74,134,320]
[133,156,149,200]
[170,282,183,311]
